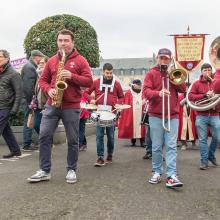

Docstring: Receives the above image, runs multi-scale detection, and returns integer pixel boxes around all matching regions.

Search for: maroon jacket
[188,75,219,116]
[213,69,220,93]
[84,78,124,108]
[143,66,186,119]
[39,49,93,109]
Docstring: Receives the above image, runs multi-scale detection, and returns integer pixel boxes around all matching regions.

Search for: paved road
[0,134,220,220]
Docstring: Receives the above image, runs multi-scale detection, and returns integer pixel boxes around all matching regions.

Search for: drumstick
[95,93,104,103]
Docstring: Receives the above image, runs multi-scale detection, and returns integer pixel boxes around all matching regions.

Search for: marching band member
[118,79,145,147]
[213,68,220,93]
[188,63,220,170]
[143,48,186,188]
[28,29,93,183]
[79,92,91,151]
[178,85,197,150]
[84,63,124,166]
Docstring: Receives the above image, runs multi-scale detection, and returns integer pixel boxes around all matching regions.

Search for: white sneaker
[166,174,183,188]
[148,172,161,184]
[181,145,187,150]
[66,170,77,184]
[27,170,51,183]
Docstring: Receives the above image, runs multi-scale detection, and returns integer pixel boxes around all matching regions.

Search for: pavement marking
[0,153,32,165]
[18,153,32,158]
[0,158,17,162]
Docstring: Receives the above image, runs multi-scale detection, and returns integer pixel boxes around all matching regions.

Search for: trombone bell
[169,69,187,85]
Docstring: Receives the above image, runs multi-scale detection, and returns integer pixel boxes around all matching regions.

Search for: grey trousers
[39,104,80,172]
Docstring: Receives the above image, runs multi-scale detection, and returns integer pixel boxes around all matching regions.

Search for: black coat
[21,59,38,104]
[0,64,23,113]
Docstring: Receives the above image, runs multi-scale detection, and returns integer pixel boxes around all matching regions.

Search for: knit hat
[31,50,45,57]
[132,79,142,85]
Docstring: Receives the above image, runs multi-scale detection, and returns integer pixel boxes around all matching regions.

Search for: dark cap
[157,48,172,58]
[31,50,45,57]
[201,63,212,71]
[132,79,142,85]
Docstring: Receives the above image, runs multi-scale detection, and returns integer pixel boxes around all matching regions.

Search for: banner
[11,57,27,69]
[174,35,205,73]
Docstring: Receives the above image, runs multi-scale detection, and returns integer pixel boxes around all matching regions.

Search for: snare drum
[91,111,116,127]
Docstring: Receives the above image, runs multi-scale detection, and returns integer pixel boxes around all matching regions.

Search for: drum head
[97,111,115,120]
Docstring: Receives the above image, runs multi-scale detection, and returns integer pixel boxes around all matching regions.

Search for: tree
[23,14,100,67]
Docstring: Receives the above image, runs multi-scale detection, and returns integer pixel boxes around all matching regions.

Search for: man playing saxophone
[188,63,220,170]
[28,29,93,183]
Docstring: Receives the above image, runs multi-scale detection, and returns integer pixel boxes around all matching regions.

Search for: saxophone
[51,49,68,108]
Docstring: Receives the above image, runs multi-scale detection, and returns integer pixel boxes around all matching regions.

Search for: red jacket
[80,94,91,119]
[39,49,93,109]
[188,75,220,116]
[143,66,186,119]
[118,90,145,139]
[84,78,124,108]
[213,69,220,93]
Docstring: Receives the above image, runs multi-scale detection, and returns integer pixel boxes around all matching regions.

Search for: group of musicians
[1,28,220,188]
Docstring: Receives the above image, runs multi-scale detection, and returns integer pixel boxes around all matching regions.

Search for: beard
[132,86,141,93]
[103,76,113,84]
[158,64,168,72]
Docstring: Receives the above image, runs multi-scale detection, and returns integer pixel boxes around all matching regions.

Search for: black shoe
[142,152,152,159]
[79,144,87,151]
[3,151,21,158]
[208,157,218,166]
[131,139,136,146]
[22,145,38,151]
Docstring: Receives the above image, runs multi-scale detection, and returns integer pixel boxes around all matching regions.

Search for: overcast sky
[0,0,219,61]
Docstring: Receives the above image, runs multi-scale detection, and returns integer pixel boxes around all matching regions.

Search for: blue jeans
[79,118,87,146]
[196,115,220,165]
[39,104,80,172]
[149,117,178,177]
[34,109,43,135]
[96,125,115,158]
[145,125,152,154]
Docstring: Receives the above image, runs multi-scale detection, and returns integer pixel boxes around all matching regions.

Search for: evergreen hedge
[23,14,100,67]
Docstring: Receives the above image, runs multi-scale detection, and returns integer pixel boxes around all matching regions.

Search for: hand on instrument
[90,99,96,105]
[206,90,214,98]
[61,69,72,80]
[159,89,170,97]
[48,88,56,98]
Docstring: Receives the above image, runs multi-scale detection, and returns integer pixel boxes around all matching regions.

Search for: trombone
[162,62,187,132]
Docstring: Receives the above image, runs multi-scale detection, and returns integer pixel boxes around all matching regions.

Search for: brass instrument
[186,83,220,111]
[162,61,187,132]
[141,100,149,125]
[51,49,68,108]
[186,36,220,111]
[169,68,187,85]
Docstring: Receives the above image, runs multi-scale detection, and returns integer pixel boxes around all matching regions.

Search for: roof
[98,57,155,69]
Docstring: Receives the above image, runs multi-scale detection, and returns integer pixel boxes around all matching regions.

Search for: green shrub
[23,14,100,67]
[9,110,25,126]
